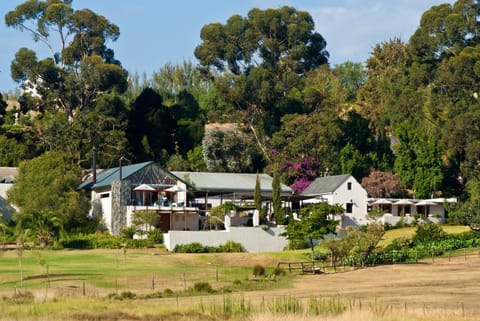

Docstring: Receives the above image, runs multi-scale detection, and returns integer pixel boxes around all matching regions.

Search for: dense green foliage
[283,203,342,252]
[173,241,244,253]
[3,1,480,234]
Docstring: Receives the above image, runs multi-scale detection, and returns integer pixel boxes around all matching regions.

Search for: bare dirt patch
[248,256,480,314]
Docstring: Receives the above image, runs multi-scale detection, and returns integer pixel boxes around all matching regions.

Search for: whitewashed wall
[164,226,288,252]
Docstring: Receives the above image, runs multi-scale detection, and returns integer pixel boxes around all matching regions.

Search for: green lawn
[0,248,298,296]
[379,224,470,246]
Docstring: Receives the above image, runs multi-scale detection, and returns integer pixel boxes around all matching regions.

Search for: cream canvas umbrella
[165,185,185,192]
[134,184,157,191]
[165,185,186,205]
[394,199,414,216]
[415,200,437,216]
[133,184,157,205]
[372,198,392,213]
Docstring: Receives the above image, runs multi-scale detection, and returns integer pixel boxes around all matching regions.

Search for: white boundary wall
[164,226,288,253]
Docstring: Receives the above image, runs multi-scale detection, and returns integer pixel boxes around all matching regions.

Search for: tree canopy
[6,0,128,118]
[3,0,480,230]
[7,151,91,237]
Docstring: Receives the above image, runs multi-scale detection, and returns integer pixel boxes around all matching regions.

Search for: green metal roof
[301,174,352,196]
[78,161,293,197]
[78,161,154,190]
[172,171,293,196]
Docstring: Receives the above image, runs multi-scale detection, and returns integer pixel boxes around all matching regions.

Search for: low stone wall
[164,226,288,253]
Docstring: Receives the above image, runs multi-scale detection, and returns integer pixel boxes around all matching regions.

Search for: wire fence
[278,247,480,274]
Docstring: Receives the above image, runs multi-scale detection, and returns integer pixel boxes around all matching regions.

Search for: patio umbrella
[165,185,185,192]
[372,198,392,205]
[372,198,392,213]
[394,199,413,216]
[415,200,437,216]
[165,185,186,205]
[133,184,157,191]
[415,200,437,206]
[394,199,414,205]
[133,184,157,205]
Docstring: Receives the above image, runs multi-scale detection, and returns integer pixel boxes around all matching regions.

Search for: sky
[1,0,455,93]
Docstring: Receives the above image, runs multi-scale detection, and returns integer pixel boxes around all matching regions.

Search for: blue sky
[1,0,454,93]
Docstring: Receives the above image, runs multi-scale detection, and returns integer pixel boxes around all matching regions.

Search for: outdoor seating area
[368,197,457,223]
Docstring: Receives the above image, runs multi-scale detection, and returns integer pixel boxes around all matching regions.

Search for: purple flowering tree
[281,156,321,194]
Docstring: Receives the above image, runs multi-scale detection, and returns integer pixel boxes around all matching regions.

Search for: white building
[300,174,369,226]
[0,167,18,221]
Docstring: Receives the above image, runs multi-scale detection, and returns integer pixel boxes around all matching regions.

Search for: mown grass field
[0,226,479,321]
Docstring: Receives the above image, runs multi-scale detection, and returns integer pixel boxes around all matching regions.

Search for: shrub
[59,234,155,249]
[147,229,164,244]
[125,238,154,248]
[174,241,243,253]
[121,226,136,239]
[59,237,93,249]
[174,242,205,253]
[252,264,265,277]
[107,291,137,300]
[384,237,413,252]
[163,288,174,296]
[412,222,446,244]
[219,240,243,252]
[273,267,285,276]
[309,250,328,261]
[287,238,309,250]
[193,282,214,293]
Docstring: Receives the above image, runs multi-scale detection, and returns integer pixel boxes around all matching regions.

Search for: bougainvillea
[281,156,321,193]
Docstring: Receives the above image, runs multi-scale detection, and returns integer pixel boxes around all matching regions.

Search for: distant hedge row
[57,234,155,249]
[173,241,244,253]
[346,230,480,266]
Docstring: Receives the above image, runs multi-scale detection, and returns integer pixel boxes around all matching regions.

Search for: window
[100,193,110,198]
[347,182,352,190]
[346,203,353,213]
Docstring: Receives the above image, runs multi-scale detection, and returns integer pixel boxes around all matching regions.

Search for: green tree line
[1,1,480,238]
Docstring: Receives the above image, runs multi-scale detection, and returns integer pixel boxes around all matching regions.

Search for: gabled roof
[301,174,352,196]
[78,161,154,190]
[172,171,293,196]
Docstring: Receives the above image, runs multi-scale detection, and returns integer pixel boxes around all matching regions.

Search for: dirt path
[247,256,480,313]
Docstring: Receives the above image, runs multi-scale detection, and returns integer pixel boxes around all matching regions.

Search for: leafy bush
[59,234,155,249]
[193,282,214,293]
[219,240,243,252]
[287,238,309,250]
[384,237,413,252]
[412,223,446,244]
[309,250,328,261]
[121,226,137,239]
[163,288,174,296]
[252,264,265,277]
[174,242,205,253]
[273,267,285,276]
[173,241,243,253]
[147,229,164,244]
[107,291,137,300]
